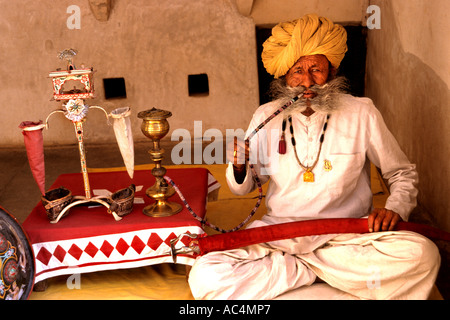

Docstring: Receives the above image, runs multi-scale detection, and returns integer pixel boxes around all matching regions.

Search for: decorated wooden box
[49,68,95,101]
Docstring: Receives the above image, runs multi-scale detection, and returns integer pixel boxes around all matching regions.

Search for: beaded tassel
[278,119,287,154]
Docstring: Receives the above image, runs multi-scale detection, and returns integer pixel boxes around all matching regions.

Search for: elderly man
[188,14,440,300]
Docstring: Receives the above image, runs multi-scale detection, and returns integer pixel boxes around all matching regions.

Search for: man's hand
[368,208,402,232]
[226,137,249,167]
[225,137,250,183]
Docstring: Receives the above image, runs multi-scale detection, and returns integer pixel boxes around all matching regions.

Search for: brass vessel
[137,108,182,217]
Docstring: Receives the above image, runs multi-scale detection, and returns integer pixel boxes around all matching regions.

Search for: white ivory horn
[110,107,135,179]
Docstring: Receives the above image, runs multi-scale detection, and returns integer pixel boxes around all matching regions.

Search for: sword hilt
[168,233,201,263]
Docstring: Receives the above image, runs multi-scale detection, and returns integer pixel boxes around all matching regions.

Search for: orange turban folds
[262,14,348,78]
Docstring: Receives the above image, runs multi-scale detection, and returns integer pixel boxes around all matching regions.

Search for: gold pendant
[323,159,332,171]
[303,170,314,182]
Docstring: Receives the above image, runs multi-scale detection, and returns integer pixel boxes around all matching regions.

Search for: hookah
[137,108,183,217]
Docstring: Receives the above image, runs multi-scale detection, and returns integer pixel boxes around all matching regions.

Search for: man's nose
[300,73,314,88]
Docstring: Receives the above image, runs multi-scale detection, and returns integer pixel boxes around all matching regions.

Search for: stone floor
[0,141,448,299]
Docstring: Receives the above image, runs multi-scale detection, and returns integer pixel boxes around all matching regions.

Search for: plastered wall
[241,0,366,25]
[0,0,366,147]
[0,0,259,146]
[365,0,449,231]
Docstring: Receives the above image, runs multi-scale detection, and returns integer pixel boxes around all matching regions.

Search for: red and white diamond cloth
[32,226,202,282]
[23,168,215,283]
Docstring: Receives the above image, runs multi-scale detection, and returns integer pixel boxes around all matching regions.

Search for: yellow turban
[262,14,348,78]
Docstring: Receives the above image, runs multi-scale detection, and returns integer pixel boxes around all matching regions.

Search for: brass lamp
[137,108,182,217]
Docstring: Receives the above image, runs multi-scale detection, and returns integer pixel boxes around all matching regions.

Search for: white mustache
[268,76,349,114]
[289,82,333,100]
[283,78,348,115]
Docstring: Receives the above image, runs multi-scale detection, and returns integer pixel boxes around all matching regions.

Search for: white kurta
[226,94,418,223]
[188,94,440,300]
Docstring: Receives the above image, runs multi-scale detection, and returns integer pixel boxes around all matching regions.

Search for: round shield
[0,206,35,300]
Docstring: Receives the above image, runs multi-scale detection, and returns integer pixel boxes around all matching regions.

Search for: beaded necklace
[280,114,330,182]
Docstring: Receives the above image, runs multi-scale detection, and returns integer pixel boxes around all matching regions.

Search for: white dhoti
[188,221,441,300]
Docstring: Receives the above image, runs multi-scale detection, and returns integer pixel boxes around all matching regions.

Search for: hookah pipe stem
[246,95,300,141]
[74,121,92,199]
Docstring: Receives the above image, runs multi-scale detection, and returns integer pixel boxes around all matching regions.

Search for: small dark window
[103,77,127,99]
[188,74,209,96]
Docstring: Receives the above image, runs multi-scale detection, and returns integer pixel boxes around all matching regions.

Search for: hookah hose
[165,94,301,233]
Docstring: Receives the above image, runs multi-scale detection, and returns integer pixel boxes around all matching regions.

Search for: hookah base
[143,200,183,217]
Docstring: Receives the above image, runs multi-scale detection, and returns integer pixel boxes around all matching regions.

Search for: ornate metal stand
[44,101,122,223]
[20,49,136,224]
[40,49,130,223]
